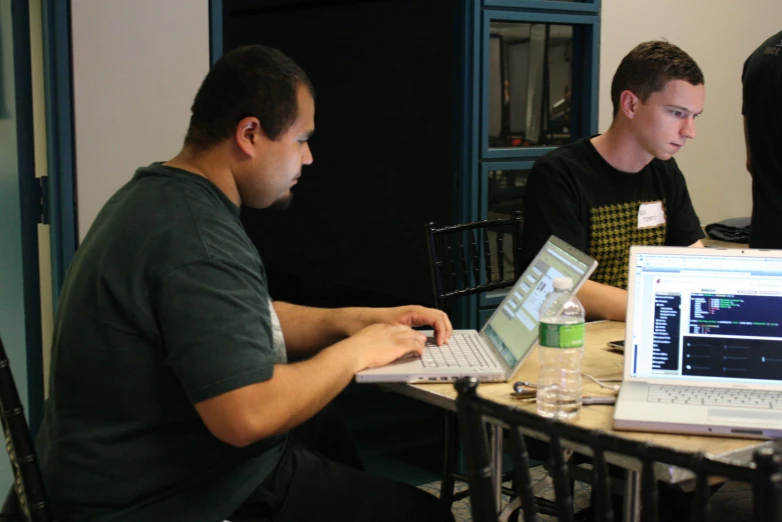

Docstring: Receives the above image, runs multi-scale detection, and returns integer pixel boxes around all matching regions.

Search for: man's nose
[302,143,313,165]
[681,116,696,140]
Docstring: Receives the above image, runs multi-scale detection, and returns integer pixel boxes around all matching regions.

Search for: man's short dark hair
[610,41,704,117]
[185,45,314,150]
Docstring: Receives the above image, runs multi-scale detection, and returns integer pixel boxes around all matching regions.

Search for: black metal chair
[424,212,525,506]
[426,211,523,315]
[0,335,52,522]
[455,376,782,522]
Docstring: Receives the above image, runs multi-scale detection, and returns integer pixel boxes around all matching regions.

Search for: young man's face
[239,84,315,209]
[630,79,705,161]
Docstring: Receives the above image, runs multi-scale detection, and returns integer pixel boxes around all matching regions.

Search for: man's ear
[619,90,640,119]
[235,116,263,157]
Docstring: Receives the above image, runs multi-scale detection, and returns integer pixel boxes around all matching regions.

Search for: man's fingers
[432,312,453,345]
[409,330,427,353]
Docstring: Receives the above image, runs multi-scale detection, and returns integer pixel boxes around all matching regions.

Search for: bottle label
[539,323,584,348]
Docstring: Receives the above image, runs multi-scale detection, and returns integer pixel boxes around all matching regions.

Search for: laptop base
[614,381,782,439]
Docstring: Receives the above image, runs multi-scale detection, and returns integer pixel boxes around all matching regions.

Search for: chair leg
[440,411,459,505]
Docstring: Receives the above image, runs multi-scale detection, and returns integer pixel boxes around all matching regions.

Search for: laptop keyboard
[647,384,782,409]
[420,335,492,368]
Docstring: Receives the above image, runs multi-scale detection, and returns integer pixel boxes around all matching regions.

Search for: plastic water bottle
[536,277,585,419]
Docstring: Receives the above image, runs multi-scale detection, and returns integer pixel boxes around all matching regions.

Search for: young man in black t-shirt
[520,41,705,321]
[743,31,782,249]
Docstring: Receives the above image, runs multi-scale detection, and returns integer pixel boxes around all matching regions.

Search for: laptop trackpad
[708,408,782,424]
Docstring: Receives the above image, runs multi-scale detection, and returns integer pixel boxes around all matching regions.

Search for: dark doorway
[224,0,459,308]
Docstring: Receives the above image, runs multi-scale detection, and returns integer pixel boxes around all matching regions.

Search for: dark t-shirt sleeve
[520,157,587,269]
[155,258,276,404]
[663,160,705,246]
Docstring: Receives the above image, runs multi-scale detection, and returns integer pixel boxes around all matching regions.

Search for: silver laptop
[356,236,597,383]
[614,245,782,439]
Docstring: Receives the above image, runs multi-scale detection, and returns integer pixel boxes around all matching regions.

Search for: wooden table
[383,321,770,520]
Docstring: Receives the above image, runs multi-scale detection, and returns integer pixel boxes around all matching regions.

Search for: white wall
[599,0,782,225]
[71,0,210,240]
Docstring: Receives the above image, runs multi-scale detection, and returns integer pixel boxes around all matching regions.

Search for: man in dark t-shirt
[36,46,455,522]
[742,31,782,248]
[520,41,706,321]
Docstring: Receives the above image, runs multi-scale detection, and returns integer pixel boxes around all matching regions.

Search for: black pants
[229,404,454,522]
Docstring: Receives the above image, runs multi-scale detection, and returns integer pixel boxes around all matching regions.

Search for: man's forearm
[194,323,427,448]
[273,301,373,355]
[244,344,361,437]
[576,280,628,321]
[195,338,364,447]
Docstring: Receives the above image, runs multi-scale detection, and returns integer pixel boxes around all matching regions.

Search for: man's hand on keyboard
[365,305,453,346]
[395,306,453,346]
[342,323,428,371]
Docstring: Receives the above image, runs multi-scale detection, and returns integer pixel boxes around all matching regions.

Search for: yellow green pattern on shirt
[589,200,667,289]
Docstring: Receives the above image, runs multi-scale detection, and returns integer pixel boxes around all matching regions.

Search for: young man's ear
[619,90,640,119]
[235,116,263,157]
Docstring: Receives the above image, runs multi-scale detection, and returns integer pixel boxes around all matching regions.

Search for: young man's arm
[577,280,628,322]
[579,240,703,321]
[194,323,427,447]
[272,302,453,356]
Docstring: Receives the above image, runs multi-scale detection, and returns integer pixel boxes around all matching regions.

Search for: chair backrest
[0,335,53,522]
[425,211,523,312]
[454,377,782,522]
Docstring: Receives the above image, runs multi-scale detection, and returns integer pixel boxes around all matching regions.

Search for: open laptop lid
[479,235,597,379]
[625,245,782,390]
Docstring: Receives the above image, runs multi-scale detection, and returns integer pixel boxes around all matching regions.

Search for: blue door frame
[6,0,44,434]
[42,0,77,308]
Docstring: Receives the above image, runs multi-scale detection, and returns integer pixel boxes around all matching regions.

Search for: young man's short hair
[610,40,704,117]
[185,45,315,150]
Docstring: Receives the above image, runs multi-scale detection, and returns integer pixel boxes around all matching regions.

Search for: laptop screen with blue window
[627,249,782,386]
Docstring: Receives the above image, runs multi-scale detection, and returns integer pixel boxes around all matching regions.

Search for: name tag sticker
[637,201,666,229]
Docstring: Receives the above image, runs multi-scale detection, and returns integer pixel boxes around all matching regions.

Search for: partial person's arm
[195,323,428,447]
[744,116,753,176]
[273,302,453,356]
[576,280,627,322]
[578,239,703,321]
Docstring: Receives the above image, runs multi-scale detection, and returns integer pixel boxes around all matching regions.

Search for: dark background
[225,0,460,308]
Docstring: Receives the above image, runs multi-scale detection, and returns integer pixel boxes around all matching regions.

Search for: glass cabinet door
[462,1,600,329]
[486,165,532,220]
[488,21,576,150]
[480,162,533,309]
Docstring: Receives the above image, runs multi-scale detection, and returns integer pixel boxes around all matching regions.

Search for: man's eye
[670,110,685,118]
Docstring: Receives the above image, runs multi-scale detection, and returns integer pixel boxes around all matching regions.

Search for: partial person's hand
[375,305,453,346]
[343,323,428,371]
